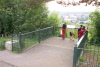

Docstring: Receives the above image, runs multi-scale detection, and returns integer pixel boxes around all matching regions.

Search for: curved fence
[73,31,100,67]
[9,26,78,53]
[73,31,88,67]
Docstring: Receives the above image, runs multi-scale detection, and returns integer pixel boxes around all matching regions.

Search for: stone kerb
[5,40,18,51]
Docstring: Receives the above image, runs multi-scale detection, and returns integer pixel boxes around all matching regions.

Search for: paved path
[0,37,78,67]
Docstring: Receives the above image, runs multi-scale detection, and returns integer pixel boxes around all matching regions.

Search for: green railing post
[12,33,13,52]
[86,31,88,41]
[73,44,77,67]
[19,32,22,53]
[38,28,41,43]
[52,26,55,36]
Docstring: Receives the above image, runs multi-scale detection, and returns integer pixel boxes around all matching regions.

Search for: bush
[89,11,100,44]
[0,40,6,50]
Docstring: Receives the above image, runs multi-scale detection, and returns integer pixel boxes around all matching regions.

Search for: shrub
[0,40,6,50]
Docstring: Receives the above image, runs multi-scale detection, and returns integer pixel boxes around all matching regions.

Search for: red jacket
[78,30,86,38]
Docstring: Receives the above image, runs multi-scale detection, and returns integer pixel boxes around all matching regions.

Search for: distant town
[59,12,91,24]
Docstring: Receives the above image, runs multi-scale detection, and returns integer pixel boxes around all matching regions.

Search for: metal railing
[73,31,88,67]
[73,30,100,67]
[12,26,55,53]
[12,26,78,53]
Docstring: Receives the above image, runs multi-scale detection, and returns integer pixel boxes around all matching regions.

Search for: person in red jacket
[78,25,83,32]
[62,22,67,40]
[78,26,87,41]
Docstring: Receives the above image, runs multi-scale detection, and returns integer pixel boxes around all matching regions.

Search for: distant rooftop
[67,25,75,28]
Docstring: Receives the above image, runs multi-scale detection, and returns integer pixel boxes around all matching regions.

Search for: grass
[12,42,20,53]
[79,57,85,62]
[12,38,39,53]
[0,37,11,50]
[0,37,20,53]
[78,44,100,66]
[85,45,100,55]
[0,40,5,50]
[98,61,100,63]
[23,38,39,50]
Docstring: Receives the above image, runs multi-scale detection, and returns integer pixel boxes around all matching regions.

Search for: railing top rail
[55,26,62,28]
[40,26,53,31]
[20,26,79,36]
[21,26,53,36]
[21,30,39,36]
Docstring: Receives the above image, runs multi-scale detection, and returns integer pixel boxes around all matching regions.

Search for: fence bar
[73,32,88,67]
[73,44,78,67]
[19,32,22,53]
[52,26,55,36]
[40,26,53,31]
[38,28,41,43]
[79,62,100,66]
[12,34,13,52]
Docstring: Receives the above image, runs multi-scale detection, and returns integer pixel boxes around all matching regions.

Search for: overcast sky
[46,1,96,12]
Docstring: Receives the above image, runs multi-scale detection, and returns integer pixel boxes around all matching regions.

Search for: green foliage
[0,37,10,50]
[0,37,12,50]
[12,43,20,53]
[0,0,61,34]
[98,61,100,64]
[88,11,100,43]
[0,40,5,50]
[47,12,62,26]
[79,57,85,62]
[72,29,78,39]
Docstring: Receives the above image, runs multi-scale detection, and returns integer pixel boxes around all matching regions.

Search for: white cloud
[46,1,96,12]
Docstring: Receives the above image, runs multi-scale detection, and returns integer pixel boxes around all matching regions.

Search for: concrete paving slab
[0,61,17,67]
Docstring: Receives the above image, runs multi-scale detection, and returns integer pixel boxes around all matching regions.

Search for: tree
[0,0,61,35]
[47,12,62,27]
[89,11,100,43]
[0,0,14,36]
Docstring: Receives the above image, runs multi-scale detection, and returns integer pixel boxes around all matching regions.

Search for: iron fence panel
[21,31,39,52]
[16,26,54,53]
[73,32,88,67]
[12,34,20,53]
[40,26,53,42]
[77,43,100,67]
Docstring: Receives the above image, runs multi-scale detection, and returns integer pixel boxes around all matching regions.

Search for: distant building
[59,12,90,23]
[67,25,75,28]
